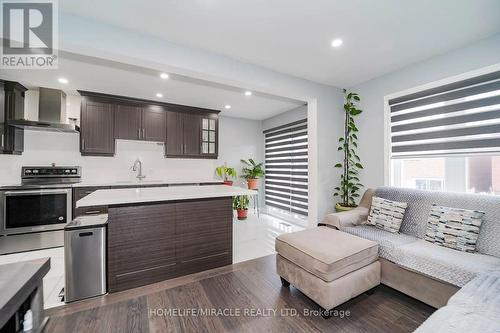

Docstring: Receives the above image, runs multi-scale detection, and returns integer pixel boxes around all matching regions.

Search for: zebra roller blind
[264,118,308,216]
[389,70,500,158]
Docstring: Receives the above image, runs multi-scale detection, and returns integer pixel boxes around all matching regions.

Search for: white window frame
[384,64,500,186]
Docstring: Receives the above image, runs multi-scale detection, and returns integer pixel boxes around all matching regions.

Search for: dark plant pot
[335,203,357,212]
[237,209,248,220]
[223,180,233,186]
[246,178,259,190]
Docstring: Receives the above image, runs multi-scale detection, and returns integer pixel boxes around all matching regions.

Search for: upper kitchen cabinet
[80,97,115,156]
[182,113,201,156]
[165,111,218,159]
[114,104,141,140]
[78,90,219,158]
[114,104,166,142]
[200,114,218,157]
[142,106,166,142]
[0,80,27,155]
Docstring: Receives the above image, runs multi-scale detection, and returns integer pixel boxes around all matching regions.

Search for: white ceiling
[60,0,500,87]
[0,53,304,120]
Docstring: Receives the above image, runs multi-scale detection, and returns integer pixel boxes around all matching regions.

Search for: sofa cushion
[395,239,500,287]
[414,304,500,333]
[375,186,500,258]
[275,227,378,282]
[424,204,484,253]
[341,225,417,263]
[367,196,407,233]
[448,268,500,309]
[415,269,500,333]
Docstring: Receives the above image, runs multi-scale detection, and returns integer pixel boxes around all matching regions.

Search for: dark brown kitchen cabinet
[107,197,232,292]
[114,104,166,142]
[200,114,218,157]
[165,111,200,157]
[165,111,218,158]
[0,81,26,155]
[183,113,201,156]
[78,90,219,158]
[72,186,110,219]
[80,98,115,156]
[142,106,166,141]
[165,111,183,156]
[114,104,141,140]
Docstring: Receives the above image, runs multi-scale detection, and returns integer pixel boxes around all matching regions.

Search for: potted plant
[215,165,237,186]
[241,159,265,190]
[334,89,364,212]
[233,195,250,220]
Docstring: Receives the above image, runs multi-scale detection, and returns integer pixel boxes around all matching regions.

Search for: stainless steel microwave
[0,188,72,235]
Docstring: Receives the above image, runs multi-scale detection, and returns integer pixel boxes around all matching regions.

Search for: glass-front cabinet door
[201,115,218,157]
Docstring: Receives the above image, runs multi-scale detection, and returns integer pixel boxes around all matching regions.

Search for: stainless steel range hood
[8,87,79,133]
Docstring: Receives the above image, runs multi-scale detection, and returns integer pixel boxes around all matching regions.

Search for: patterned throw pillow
[424,205,484,253]
[367,197,408,233]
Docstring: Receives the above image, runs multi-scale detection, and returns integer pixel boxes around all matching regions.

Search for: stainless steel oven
[0,188,72,235]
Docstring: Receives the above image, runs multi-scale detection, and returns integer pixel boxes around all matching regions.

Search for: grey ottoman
[276,226,381,314]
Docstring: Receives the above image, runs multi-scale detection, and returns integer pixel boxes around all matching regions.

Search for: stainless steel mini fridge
[64,214,107,303]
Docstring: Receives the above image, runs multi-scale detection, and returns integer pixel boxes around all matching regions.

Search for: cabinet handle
[82,139,85,150]
[138,128,141,139]
[84,210,101,214]
[1,134,3,148]
[142,128,145,139]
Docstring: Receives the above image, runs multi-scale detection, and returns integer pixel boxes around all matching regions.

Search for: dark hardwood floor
[45,255,434,333]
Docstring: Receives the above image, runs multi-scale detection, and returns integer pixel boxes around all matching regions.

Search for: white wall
[350,34,500,189]
[262,105,307,131]
[57,13,345,226]
[0,116,264,186]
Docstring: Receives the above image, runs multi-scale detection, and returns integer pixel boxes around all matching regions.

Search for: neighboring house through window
[388,69,500,195]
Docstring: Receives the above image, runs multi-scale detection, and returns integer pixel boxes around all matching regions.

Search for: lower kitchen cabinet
[72,187,110,219]
[106,197,232,292]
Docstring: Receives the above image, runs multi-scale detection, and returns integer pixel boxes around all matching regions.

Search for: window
[264,119,308,216]
[389,70,500,194]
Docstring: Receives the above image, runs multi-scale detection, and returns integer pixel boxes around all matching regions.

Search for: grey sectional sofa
[321,187,500,331]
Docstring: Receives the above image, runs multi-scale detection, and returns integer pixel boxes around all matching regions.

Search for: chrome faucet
[131,158,146,180]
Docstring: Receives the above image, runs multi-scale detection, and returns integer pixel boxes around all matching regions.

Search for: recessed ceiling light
[156,93,163,98]
[58,77,69,84]
[244,91,252,96]
[224,105,231,109]
[331,38,343,48]
[160,73,169,79]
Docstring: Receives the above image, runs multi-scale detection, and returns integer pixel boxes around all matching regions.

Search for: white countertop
[73,178,222,187]
[76,185,257,207]
[0,179,222,190]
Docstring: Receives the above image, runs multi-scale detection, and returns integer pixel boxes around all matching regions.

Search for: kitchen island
[76,185,256,292]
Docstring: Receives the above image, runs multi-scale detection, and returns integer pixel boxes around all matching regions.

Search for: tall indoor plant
[334,89,364,211]
[241,159,265,190]
[215,165,237,186]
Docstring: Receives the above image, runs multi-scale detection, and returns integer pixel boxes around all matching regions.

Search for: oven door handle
[3,189,70,196]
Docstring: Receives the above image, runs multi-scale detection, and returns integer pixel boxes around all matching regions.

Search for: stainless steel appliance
[64,215,107,302]
[0,166,81,254]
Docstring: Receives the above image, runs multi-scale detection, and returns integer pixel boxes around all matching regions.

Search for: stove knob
[71,169,77,174]
[33,170,39,174]
[65,169,70,173]
[25,169,32,174]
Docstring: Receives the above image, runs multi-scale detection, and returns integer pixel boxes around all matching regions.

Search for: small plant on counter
[233,195,250,220]
[215,164,237,186]
[240,159,265,190]
[334,89,364,212]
